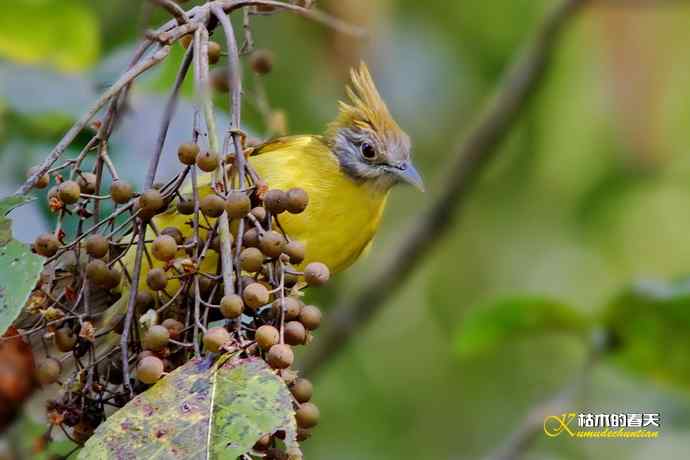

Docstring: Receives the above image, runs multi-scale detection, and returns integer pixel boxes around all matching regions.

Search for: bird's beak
[395,161,425,192]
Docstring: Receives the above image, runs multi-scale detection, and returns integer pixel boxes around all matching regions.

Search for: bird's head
[325,62,424,192]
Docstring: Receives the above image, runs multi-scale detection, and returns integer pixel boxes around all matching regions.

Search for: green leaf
[454,297,589,359]
[79,357,299,460]
[0,239,44,334]
[0,0,99,72]
[603,279,690,389]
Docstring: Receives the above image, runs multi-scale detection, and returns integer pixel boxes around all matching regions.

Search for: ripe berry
[86,259,110,286]
[255,325,279,350]
[177,197,195,215]
[266,344,293,369]
[142,325,170,351]
[203,327,231,352]
[136,291,154,311]
[239,247,264,272]
[110,180,134,204]
[304,262,330,286]
[259,230,285,258]
[243,227,259,247]
[152,235,178,262]
[295,402,319,428]
[36,358,61,385]
[225,191,250,218]
[58,180,81,204]
[34,233,60,257]
[284,321,306,346]
[299,305,321,330]
[146,268,168,291]
[177,142,199,165]
[54,327,78,352]
[136,356,164,384]
[102,267,122,290]
[207,41,222,65]
[78,172,98,194]
[251,206,267,222]
[286,188,308,214]
[85,234,109,259]
[196,150,219,172]
[281,297,302,320]
[161,226,184,245]
[290,378,313,403]
[211,68,229,93]
[200,194,225,218]
[250,49,273,75]
[284,240,305,264]
[161,318,184,339]
[220,294,244,319]
[139,189,164,214]
[243,283,269,310]
[263,189,287,214]
[27,166,50,189]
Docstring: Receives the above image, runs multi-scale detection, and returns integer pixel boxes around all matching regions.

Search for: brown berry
[203,327,231,352]
[211,68,229,93]
[136,291,154,311]
[136,356,164,384]
[243,283,269,310]
[161,318,184,339]
[243,227,260,247]
[263,189,287,214]
[139,189,164,214]
[207,41,222,65]
[177,197,195,215]
[78,172,98,194]
[102,267,122,290]
[178,142,199,165]
[27,166,50,189]
[86,259,110,285]
[250,49,273,75]
[54,327,78,352]
[286,188,308,214]
[220,294,244,319]
[34,233,59,257]
[295,402,319,428]
[196,150,219,172]
[142,325,170,351]
[299,305,321,330]
[239,247,264,272]
[58,180,81,204]
[225,191,251,218]
[266,344,293,369]
[290,378,313,403]
[282,297,303,320]
[259,230,285,258]
[251,206,267,222]
[304,262,330,286]
[200,194,225,218]
[161,226,184,245]
[146,268,168,291]
[255,325,280,350]
[152,235,177,262]
[110,180,134,204]
[85,234,109,259]
[36,358,61,385]
[284,321,306,346]
[284,240,305,265]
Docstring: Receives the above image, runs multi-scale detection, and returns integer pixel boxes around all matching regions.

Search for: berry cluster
[19,6,329,453]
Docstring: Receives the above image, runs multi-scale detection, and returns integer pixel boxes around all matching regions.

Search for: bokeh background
[2,0,690,458]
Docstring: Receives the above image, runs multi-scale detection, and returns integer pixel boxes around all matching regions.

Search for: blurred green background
[3,0,690,458]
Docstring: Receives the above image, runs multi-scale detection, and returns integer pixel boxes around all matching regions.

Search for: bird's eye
[360,142,376,160]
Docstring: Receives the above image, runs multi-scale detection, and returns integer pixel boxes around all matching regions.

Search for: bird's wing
[249,135,327,157]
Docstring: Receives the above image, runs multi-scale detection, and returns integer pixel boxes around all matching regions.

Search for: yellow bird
[104,62,421,326]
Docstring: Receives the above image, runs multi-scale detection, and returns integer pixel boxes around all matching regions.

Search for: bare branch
[150,0,189,25]
[300,0,588,376]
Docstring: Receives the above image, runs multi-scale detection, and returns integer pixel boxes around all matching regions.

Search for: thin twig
[17,46,171,195]
[300,0,587,376]
[150,0,189,25]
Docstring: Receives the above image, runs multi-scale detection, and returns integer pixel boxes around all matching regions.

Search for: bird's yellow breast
[248,135,388,273]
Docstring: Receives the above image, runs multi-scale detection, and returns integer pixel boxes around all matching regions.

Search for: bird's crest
[327,62,404,141]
